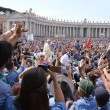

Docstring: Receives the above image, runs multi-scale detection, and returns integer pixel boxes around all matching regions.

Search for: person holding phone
[5,67,66,110]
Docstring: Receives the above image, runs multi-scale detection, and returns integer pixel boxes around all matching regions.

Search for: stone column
[41,24,42,36]
[59,27,61,35]
[103,28,105,37]
[52,26,53,36]
[36,24,38,36]
[70,27,71,37]
[69,27,70,36]
[91,28,94,37]
[48,25,50,37]
[35,23,37,36]
[63,27,66,36]
[99,28,101,37]
[67,27,68,36]
[107,28,109,38]
[62,27,64,36]
[38,24,39,36]
[57,26,59,35]
[30,22,32,34]
[43,25,45,37]
[95,28,97,37]
[37,24,39,36]
[76,27,78,37]
[33,23,36,36]
[61,27,62,35]
[54,26,56,36]
[80,27,83,37]
[45,25,48,37]
[46,25,48,37]
[39,24,41,36]
[87,28,91,37]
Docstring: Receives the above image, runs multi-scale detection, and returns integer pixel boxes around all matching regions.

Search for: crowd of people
[0,21,110,110]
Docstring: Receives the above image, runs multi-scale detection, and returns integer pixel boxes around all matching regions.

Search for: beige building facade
[0,13,7,34]
[4,9,110,38]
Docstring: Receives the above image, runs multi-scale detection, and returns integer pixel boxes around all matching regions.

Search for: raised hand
[92,69,103,77]
[47,68,56,81]
[78,59,86,71]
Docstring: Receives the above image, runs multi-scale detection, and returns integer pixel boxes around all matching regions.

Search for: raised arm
[0,26,15,41]
[103,67,110,82]
[93,69,110,91]
[78,60,86,80]
[1,22,28,46]
[47,69,65,102]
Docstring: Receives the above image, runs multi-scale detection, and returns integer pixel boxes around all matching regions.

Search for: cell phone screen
[50,66,61,73]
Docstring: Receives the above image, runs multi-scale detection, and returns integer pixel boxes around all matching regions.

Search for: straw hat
[50,75,74,97]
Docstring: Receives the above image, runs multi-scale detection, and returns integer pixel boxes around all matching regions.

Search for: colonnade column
[67,27,68,36]
[44,25,45,37]
[38,24,40,36]
[57,26,59,35]
[99,28,101,37]
[33,23,36,36]
[80,27,83,37]
[91,28,94,37]
[52,26,53,36]
[45,25,47,37]
[103,28,105,37]
[95,28,97,37]
[107,28,109,38]
[63,27,65,36]
[70,27,71,37]
[87,28,91,37]
[37,24,39,36]
[73,27,75,37]
[30,22,32,34]
[54,26,56,36]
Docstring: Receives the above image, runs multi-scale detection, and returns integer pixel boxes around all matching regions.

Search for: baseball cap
[78,79,94,95]
[95,86,109,107]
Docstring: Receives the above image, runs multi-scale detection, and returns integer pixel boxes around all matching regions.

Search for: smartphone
[50,66,61,73]
[38,65,50,71]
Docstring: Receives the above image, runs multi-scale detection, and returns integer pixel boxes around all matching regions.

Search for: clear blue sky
[1,0,110,22]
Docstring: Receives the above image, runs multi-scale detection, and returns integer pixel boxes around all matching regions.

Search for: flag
[86,35,92,48]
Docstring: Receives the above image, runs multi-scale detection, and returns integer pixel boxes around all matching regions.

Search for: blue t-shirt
[69,95,97,110]
[97,101,110,110]
[97,91,110,110]
[6,66,25,84]
[5,96,66,110]
[0,79,12,110]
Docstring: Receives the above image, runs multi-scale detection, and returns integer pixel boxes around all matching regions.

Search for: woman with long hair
[5,67,66,110]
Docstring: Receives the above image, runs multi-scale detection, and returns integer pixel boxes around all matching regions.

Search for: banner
[27,34,34,41]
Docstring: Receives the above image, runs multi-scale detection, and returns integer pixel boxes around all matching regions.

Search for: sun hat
[50,75,74,97]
